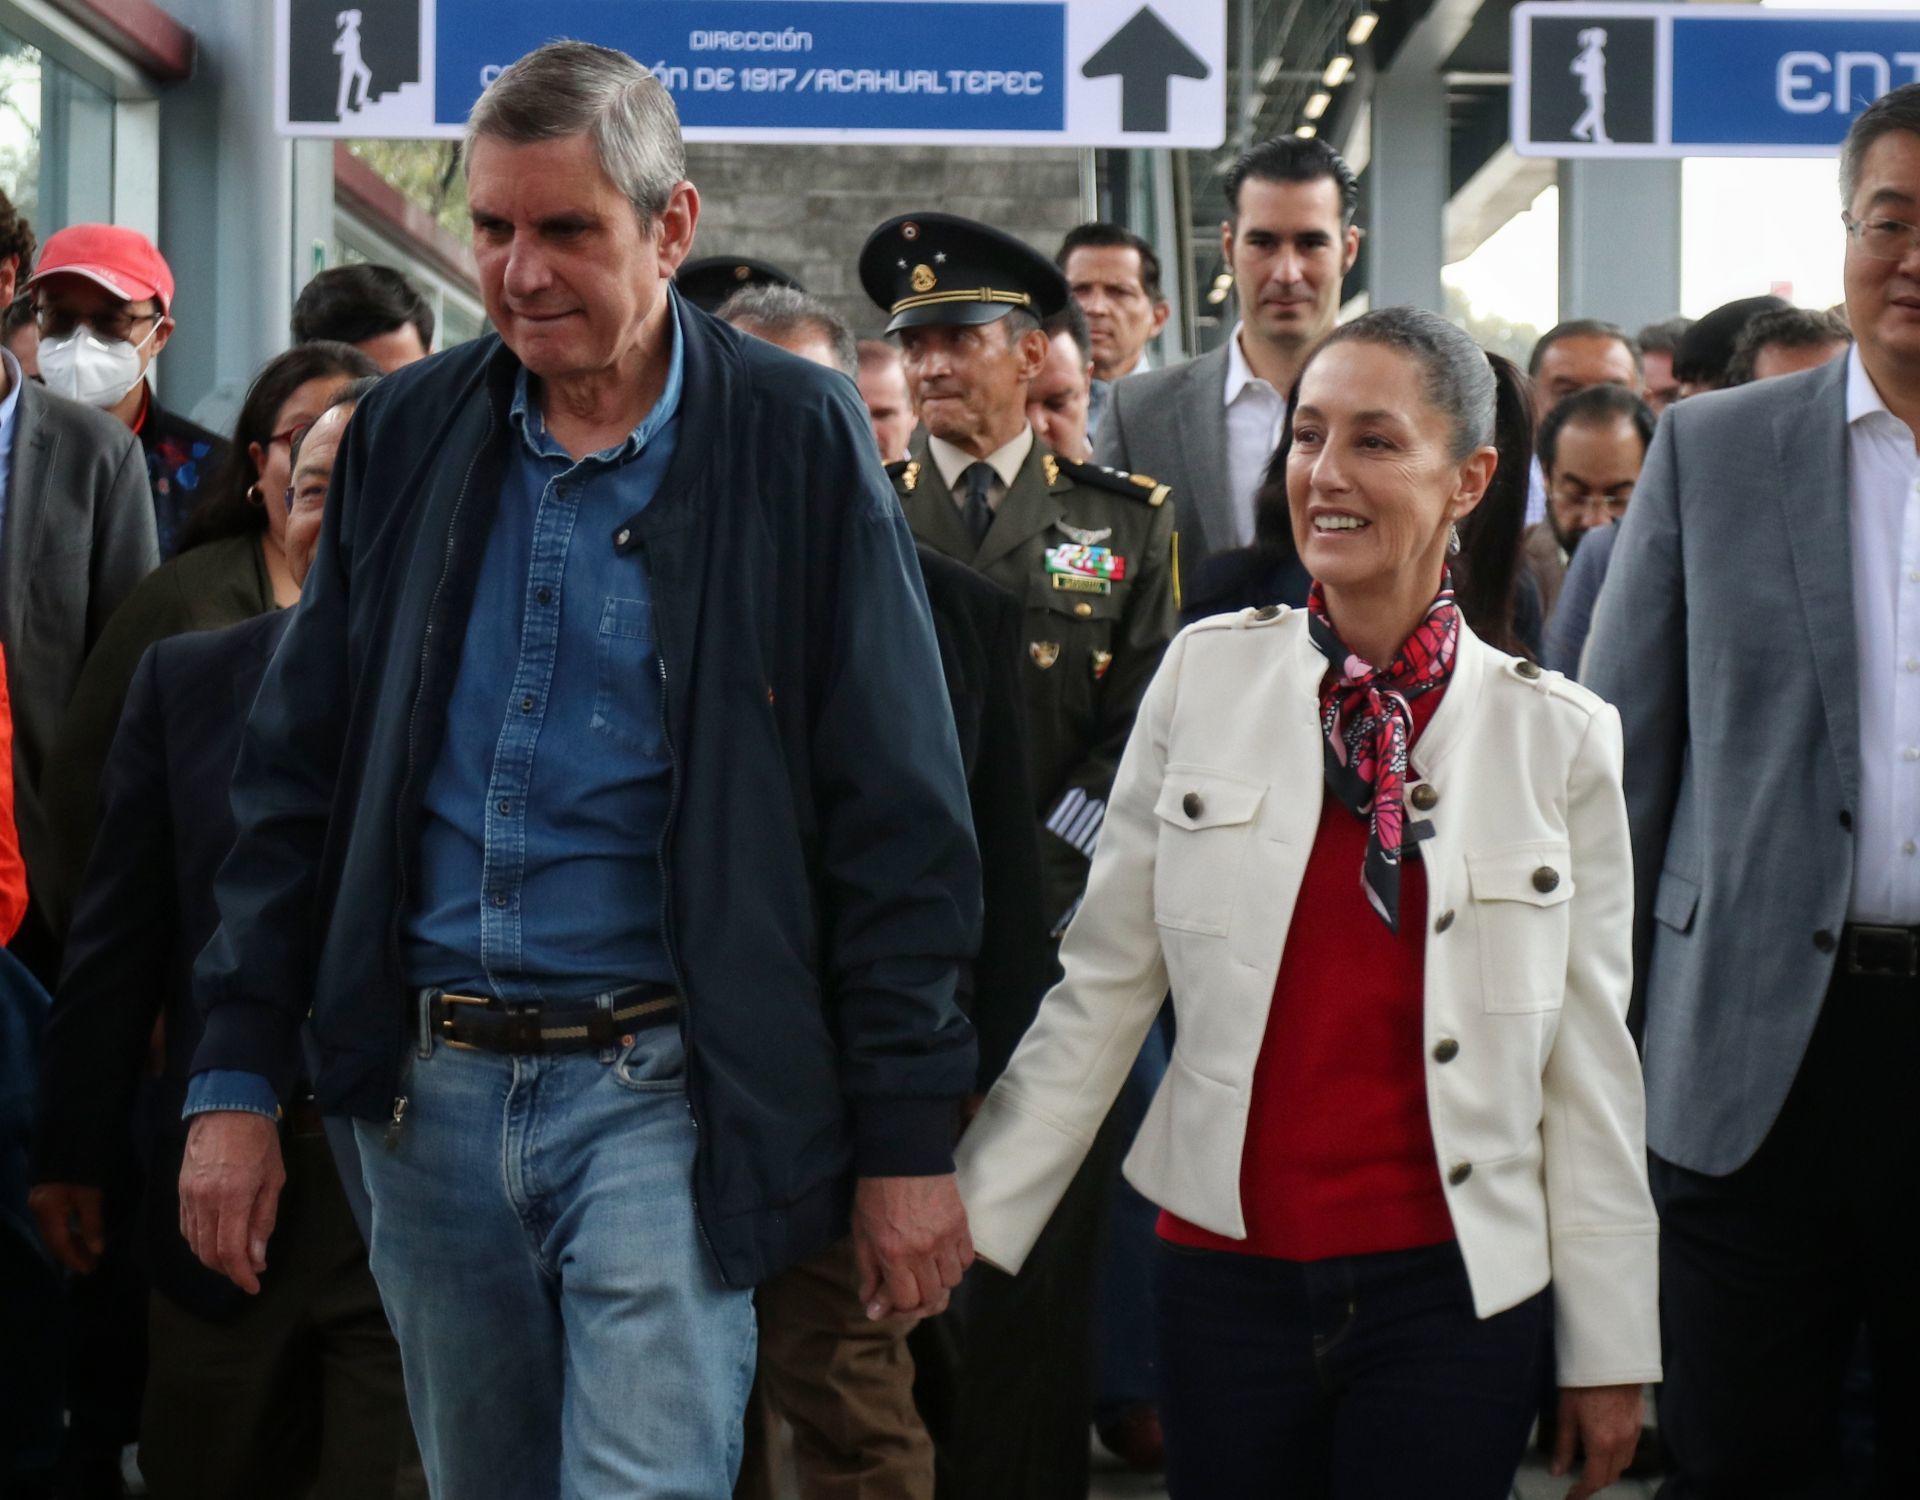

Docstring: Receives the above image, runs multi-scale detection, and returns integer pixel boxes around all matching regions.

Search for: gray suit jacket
[1094,344,1236,575]
[1585,356,1858,1177]
[0,380,158,896]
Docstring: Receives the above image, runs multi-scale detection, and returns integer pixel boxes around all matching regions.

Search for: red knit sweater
[1159,689,1454,1262]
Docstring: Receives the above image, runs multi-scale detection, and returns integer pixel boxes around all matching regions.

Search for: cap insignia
[901,221,921,241]
[733,265,751,281]
[911,264,938,293]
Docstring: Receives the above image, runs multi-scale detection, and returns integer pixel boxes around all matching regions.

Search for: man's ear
[1340,224,1362,275]
[1148,300,1171,338]
[1015,325,1051,379]
[148,314,175,361]
[0,257,16,308]
[655,180,702,275]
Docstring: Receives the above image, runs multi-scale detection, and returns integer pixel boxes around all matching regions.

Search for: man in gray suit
[1585,87,1920,1499]
[1094,136,1359,583]
[0,197,157,981]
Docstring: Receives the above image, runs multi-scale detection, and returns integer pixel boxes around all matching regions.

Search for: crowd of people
[0,33,1912,1500]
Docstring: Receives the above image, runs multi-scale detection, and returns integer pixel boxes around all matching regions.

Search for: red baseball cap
[27,224,174,314]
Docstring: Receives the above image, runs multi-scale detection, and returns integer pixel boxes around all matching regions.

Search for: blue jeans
[353,1009,756,1499]
[1154,1239,1545,1500]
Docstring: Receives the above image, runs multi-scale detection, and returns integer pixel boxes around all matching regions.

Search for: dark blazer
[190,307,979,1288]
[0,380,158,939]
[33,612,290,1318]
[915,546,1051,1087]
[40,534,275,935]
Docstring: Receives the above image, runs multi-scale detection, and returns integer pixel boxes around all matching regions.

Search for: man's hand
[29,1183,106,1273]
[1553,1383,1644,1500]
[178,1111,285,1295]
[851,1173,974,1322]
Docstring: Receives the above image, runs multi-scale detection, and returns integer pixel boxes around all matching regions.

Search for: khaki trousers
[735,1235,934,1500]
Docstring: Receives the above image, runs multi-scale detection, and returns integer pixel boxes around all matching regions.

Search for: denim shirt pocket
[590,596,662,755]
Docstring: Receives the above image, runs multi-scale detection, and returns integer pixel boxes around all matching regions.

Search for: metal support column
[1366,65,1448,315]
[1557,159,1683,331]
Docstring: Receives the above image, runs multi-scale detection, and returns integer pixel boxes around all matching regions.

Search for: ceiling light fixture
[1348,11,1378,46]
[1295,124,1318,139]
[1323,54,1353,87]
[1304,90,1331,120]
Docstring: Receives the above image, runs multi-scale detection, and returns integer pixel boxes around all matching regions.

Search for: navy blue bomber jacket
[189,306,982,1287]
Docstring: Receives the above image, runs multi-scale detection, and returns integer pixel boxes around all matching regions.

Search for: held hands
[178,1111,286,1295]
[851,1173,975,1322]
[1553,1383,1644,1500]
[29,1183,107,1273]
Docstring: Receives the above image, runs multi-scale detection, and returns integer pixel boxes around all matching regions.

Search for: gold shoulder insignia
[1056,455,1172,506]
[1043,453,1061,487]
[885,458,921,493]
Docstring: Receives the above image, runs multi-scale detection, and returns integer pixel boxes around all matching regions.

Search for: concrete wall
[683,143,1087,337]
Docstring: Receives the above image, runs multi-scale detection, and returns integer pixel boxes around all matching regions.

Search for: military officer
[860,212,1178,937]
[861,211,1178,1500]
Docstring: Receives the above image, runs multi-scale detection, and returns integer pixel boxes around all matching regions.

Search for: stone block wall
[683,143,1087,337]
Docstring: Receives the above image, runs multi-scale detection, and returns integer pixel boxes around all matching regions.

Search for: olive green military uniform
[891,433,1178,930]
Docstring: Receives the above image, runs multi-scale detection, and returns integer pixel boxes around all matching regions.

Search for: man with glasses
[1587,84,1920,1498]
[27,226,228,559]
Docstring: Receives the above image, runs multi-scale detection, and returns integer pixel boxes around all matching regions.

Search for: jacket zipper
[384,393,495,1146]
[646,546,724,1276]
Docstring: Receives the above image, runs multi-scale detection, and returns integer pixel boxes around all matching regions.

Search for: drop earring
[1447,522,1462,556]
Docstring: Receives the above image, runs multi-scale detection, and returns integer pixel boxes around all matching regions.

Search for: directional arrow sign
[1082,6,1211,133]
[277,0,1226,147]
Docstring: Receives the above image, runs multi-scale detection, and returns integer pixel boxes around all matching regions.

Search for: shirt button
[616,528,632,547]
[1906,841,1917,856]
[1906,748,1920,762]
[1907,659,1919,673]
[1910,569,1920,583]
[536,587,553,606]
[491,893,509,909]
[520,695,535,713]
[498,799,512,815]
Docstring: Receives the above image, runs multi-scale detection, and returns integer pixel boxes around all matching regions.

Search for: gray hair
[717,285,858,377]
[465,40,686,225]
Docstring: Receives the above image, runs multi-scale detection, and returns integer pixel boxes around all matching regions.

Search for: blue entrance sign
[1512,3,1920,158]
[275,0,1226,148]
[440,2,1065,135]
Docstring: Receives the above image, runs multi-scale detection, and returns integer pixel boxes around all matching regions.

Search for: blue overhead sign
[276,0,1226,148]
[1512,3,1920,158]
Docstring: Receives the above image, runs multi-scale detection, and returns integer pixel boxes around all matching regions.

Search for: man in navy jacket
[177,42,980,1496]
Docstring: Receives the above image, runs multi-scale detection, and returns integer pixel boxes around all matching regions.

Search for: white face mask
[37,323,159,410]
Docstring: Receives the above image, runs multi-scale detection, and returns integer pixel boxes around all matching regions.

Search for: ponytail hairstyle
[1290,306,1533,657]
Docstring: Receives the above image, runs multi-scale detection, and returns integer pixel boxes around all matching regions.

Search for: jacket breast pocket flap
[1652,869,1699,933]
[1151,769,1266,935]
[1466,842,1573,1013]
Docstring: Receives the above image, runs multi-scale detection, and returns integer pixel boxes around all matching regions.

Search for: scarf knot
[1307,576,1461,931]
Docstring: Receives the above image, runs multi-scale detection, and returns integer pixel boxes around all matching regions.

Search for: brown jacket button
[1252,605,1281,620]
[1410,783,1438,812]
[1532,867,1559,894]
[1433,1038,1460,1063]
[1182,792,1203,820]
[1515,660,1542,679]
[1434,909,1455,933]
[1448,1162,1473,1186]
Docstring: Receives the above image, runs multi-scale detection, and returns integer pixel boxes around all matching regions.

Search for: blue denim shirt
[188,306,684,1122]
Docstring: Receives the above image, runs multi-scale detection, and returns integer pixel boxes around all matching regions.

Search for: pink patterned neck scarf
[1306,576,1460,931]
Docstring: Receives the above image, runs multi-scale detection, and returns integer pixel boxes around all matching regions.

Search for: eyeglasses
[1844,213,1920,261]
[268,420,314,454]
[1549,485,1632,521]
[33,303,163,343]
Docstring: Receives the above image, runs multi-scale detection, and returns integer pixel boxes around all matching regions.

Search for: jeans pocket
[611,1026,687,1093]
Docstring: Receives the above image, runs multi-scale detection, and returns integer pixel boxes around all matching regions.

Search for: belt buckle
[436,990,491,1051]
[1847,925,1920,979]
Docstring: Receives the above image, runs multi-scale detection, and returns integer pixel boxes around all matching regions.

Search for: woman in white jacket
[955,307,1658,1500]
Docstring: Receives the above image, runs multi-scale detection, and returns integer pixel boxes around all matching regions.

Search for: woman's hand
[1552,1383,1643,1499]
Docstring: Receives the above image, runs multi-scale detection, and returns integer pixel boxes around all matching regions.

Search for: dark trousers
[1153,1239,1545,1500]
[912,1103,1124,1500]
[137,1135,422,1500]
[1652,970,1920,1500]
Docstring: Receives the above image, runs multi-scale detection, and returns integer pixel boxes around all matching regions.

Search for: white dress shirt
[0,348,26,557]
[929,425,1034,514]
[1845,347,1920,924]
[1222,324,1286,551]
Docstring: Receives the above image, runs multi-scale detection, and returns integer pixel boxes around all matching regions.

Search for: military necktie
[962,461,994,546]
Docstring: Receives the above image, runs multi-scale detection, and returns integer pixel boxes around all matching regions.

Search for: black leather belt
[1842,924,1920,980]
[423,984,680,1055]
